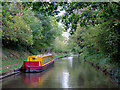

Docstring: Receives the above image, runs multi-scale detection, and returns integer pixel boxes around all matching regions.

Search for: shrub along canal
[1,55,118,88]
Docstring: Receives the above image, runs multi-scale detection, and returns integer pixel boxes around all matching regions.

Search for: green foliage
[50,18,68,53]
[2,2,65,54]
[12,15,33,45]
[2,2,120,64]
[68,20,120,64]
[2,15,33,46]
[54,36,68,53]
[2,3,33,46]
[32,2,59,16]
[57,2,120,34]
[66,2,120,65]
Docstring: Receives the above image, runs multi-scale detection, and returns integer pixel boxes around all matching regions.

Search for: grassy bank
[1,57,26,73]
[1,52,69,73]
[1,64,22,73]
[2,58,26,67]
[53,53,69,59]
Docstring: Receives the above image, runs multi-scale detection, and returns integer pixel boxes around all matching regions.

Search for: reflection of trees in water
[2,56,117,88]
[65,56,116,88]
[67,56,81,70]
[77,74,84,87]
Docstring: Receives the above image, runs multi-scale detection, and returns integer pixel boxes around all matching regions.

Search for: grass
[1,53,69,73]
[1,57,26,73]
[2,58,26,67]
[53,53,69,59]
[1,64,22,73]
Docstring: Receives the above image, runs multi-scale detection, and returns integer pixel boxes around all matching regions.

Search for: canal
[1,55,117,88]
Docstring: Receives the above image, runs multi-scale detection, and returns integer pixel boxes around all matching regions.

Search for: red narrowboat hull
[21,60,55,73]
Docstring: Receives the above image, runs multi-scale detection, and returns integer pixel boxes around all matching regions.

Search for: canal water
[1,55,118,88]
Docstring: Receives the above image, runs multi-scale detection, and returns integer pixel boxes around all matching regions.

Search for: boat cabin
[26,54,53,66]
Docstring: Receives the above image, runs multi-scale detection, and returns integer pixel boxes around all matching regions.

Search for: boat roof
[31,54,52,57]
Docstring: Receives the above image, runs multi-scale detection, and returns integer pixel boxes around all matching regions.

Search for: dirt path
[0,63,22,70]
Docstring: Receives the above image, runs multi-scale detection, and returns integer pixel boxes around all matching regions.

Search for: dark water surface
[2,55,117,88]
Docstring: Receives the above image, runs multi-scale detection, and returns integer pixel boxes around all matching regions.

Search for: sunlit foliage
[2,3,33,46]
[2,2,120,64]
[2,2,64,53]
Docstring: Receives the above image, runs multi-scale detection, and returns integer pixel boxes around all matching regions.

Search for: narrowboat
[21,54,54,72]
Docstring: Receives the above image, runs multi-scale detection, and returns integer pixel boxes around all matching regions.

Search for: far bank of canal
[1,55,118,88]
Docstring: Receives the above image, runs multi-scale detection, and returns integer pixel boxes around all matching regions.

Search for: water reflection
[22,73,43,87]
[68,57,73,68]
[62,72,70,88]
[22,65,54,88]
[2,56,118,88]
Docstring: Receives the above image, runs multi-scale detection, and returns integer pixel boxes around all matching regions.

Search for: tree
[2,3,33,46]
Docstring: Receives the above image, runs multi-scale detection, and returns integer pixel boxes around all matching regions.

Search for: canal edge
[0,54,69,80]
[85,60,120,85]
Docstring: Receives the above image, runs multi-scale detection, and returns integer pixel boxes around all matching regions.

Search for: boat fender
[28,66,30,72]
[28,66,30,69]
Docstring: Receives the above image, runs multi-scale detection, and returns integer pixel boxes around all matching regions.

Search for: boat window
[48,57,49,62]
[42,59,44,64]
[46,58,47,63]
[44,58,46,63]
[49,57,51,61]
[43,58,45,63]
